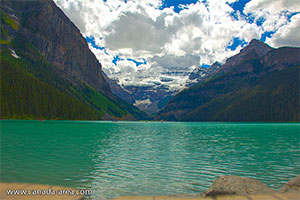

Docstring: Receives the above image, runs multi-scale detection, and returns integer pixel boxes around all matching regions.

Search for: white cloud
[244,0,300,14]
[244,0,300,32]
[54,0,299,91]
[104,12,169,53]
[266,14,300,47]
[244,0,300,48]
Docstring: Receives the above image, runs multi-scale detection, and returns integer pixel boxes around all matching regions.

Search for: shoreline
[1,118,300,123]
[1,175,299,200]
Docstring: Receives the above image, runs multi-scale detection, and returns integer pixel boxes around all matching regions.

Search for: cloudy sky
[54,0,300,90]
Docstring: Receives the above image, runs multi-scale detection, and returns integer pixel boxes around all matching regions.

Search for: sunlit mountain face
[54,0,300,113]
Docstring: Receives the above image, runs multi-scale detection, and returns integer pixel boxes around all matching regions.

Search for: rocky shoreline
[0,175,299,200]
[199,174,300,197]
[112,174,300,200]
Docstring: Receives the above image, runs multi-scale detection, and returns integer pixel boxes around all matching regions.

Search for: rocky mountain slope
[123,85,176,115]
[185,62,222,87]
[217,39,274,75]
[104,68,190,115]
[102,72,135,105]
[157,40,300,122]
[104,40,274,116]
[0,0,149,120]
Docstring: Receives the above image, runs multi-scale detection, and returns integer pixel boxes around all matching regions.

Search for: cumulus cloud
[54,0,300,90]
[266,14,300,47]
[244,0,300,32]
[244,0,299,14]
[244,0,300,48]
[104,12,169,53]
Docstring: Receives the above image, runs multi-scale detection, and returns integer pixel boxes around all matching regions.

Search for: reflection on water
[1,121,300,199]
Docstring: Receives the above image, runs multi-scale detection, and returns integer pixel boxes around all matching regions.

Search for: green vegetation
[0,40,10,45]
[0,11,18,31]
[157,96,173,110]
[0,36,128,120]
[0,50,98,120]
[158,49,300,122]
[183,66,299,121]
[111,95,150,120]
[0,11,18,41]
[1,33,148,120]
[79,83,128,119]
[11,34,73,90]
[0,3,149,121]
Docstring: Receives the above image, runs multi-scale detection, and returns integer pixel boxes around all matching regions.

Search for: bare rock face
[6,0,111,95]
[202,175,275,197]
[218,39,274,75]
[186,61,222,87]
[102,72,135,104]
[279,175,300,193]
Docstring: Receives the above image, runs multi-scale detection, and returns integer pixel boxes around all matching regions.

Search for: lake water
[0,120,299,199]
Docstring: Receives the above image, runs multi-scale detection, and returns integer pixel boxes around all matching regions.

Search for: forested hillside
[0,1,149,120]
[157,42,300,122]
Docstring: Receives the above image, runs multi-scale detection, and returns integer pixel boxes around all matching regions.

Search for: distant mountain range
[102,71,176,116]
[157,39,300,122]
[105,69,190,116]
[1,0,299,122]
[0,0,149,120]
[185,61,222,87]
[105,57,222,115]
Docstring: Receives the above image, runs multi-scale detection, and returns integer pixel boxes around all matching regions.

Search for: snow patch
[10,49,20,59]
[134,99,152,106]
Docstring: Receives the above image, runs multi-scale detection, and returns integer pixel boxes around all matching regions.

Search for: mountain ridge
[0,0,149,120]
[157,40,300,122]
[186,61,222,87]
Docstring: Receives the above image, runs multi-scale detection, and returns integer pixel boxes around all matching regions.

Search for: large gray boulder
[202,175,275,197]
[279,175,300,193]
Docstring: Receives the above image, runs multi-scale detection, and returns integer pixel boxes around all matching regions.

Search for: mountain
[185,62,222,87]
[123,85,176,115]
[103,56,194,115]
[102,72,135,104]
[104,70,189,115]
[157,40,300,122]
[102,71,176,115]
[217,39,274,75]
[0,0,149,120]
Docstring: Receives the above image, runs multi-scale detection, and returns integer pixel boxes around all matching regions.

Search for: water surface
[1,120,299,199]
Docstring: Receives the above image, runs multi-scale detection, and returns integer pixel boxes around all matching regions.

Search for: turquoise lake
[0,120,299,199]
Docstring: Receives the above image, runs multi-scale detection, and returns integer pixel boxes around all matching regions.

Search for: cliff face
[102,72,135,104]
[186,62,222,87]
[217,39,274,75]
[7,0,110,95]
[0,0,149,120]
[157,40,300,122]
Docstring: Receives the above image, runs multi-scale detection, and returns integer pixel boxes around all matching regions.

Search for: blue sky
[158,0,298,50]
[161,0,253,50]
[160,0,200,13]
[87,0,251,64]
[55,0,300,89]
[86,0,298,61]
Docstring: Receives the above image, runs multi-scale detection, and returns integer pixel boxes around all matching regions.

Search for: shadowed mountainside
[0,0,149,120]
[157,40,300,122]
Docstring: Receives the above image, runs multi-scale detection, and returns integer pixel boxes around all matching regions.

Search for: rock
[5,0,111,96]
[217,39,274,75]
[279,175,300,193]
[202,175,275,197]
[186,61,222,87]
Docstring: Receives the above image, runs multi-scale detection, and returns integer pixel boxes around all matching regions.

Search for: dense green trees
[157,48,300,122]
[0,46,148,120]
[0,50,98,120]
[0,1,149,121]
[183,66,299,121]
